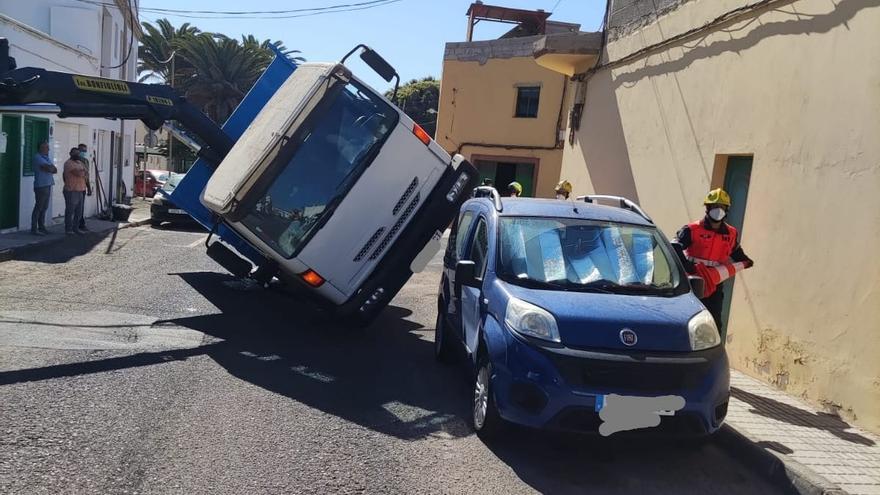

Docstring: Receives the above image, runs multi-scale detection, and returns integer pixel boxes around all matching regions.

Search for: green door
[720,156,753,337]
[0,115,22,229]
[22,116,50,177]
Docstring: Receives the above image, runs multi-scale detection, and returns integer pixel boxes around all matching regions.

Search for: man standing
[62,147,87,235]
[76,143,92,231]
[673,188,754,331]
[30,142,56,236]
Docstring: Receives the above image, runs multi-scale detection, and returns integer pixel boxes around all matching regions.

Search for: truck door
[461,216,489,358]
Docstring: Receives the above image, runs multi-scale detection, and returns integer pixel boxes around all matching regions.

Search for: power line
[102,0,136,69]
[550,0,565,13]
[139,0,393,15]
[74,0,402,20]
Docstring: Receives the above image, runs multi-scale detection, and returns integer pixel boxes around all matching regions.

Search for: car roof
[466,197,654,227]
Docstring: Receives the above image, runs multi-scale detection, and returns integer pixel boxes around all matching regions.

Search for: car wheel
[150,219,162,227]
[473,351,504,439]
[434,307,455,363]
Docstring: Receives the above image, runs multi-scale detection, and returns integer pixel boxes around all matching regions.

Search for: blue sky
[139,0,607,91]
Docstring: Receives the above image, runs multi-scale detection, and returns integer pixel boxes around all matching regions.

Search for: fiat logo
[620,328,638,346]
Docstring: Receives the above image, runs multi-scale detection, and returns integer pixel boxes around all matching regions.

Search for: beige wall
[436,56,570,197]
[561,0,880,432]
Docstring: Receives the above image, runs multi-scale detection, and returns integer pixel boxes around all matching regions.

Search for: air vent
[392,177,419,216]
[370,193,420,260]
[354,227,386,262]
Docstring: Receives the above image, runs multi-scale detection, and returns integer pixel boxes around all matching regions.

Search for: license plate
[168,208,186,214]
[594,393,686,436]
[595,394,681,416]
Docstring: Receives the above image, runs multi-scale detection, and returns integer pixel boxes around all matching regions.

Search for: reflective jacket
[673,219,751,298]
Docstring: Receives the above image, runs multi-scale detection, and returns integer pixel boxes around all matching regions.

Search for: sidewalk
[721,370,880,495]
[0,198,152,261]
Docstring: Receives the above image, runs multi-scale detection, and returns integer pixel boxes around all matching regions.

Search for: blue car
[435,189,729,438]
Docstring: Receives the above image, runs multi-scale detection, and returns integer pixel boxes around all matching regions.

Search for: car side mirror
[688,275,705,299]
[455,260,479,289]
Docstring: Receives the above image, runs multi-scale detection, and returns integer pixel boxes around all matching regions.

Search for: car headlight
[152,192,166,205]
[688,309,721,350]
[505,297,560,342]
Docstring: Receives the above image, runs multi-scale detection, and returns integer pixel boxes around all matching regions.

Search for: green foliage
[386,77,440,138]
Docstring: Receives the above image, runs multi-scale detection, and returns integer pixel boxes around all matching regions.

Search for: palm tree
[138,19,303,124]
[137,19,199,83]
[173,33,265,123]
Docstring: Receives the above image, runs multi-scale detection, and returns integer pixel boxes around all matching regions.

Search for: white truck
[0,41,478,324]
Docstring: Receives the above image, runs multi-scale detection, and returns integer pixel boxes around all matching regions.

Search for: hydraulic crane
[0,39,232,166]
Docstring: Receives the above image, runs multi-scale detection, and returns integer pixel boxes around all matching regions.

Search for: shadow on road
[168,271,474,441]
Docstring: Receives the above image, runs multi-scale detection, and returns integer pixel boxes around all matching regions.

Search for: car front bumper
[151,201,195,224]
[491,329,730,436]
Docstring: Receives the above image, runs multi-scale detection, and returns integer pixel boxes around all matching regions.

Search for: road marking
[187,236,207,248]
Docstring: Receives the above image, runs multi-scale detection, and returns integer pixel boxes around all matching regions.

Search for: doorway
[0,115,22,230]
[719,155,753,336]
[473,158,536,197]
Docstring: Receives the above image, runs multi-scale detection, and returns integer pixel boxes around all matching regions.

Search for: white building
[0,0,140,232]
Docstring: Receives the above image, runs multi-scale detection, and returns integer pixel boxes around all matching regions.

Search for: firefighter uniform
[675,220,752,329]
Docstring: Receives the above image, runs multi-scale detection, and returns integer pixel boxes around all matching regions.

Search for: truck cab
[200,60,477,323]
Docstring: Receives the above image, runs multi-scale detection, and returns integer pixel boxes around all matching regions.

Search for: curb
[0,217,152,263]
[716,425,848,495]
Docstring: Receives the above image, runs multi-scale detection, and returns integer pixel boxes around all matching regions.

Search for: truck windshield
[240,80,398,258]
[498,217,681,294]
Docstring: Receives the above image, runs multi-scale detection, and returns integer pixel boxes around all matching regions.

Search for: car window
[468,218,489,278]
[454,211,475,261]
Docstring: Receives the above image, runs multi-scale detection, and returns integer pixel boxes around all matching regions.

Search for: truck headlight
[505,297,560,342]
[688,310,721,350]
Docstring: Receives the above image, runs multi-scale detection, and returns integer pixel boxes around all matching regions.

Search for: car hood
[501,282,703,352]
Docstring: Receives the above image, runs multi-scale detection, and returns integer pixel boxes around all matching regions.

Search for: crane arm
[0,39,232,164]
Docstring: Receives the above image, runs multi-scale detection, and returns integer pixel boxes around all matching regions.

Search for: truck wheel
[473,351,505,439]
[434,308,455,363]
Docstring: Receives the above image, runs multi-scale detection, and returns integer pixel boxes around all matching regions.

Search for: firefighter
[507,181,522,197]
[555,180,572,200]
[673,188,754,331]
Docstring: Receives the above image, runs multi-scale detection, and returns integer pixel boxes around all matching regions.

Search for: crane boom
[0,38,232,164]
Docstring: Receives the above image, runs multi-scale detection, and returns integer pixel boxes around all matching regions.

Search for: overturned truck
[0,40,478,324]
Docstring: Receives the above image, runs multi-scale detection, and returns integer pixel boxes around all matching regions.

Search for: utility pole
[168,52,175,172]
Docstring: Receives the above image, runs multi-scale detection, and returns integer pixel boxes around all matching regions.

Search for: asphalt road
[0,225,786,494]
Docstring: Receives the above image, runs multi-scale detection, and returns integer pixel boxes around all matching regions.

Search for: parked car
[435,189,729,438]
[135,169,170,197]
[151,173,195,227]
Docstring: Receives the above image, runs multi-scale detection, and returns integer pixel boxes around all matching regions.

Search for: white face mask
[556,194,566,200]
[708,207,727,221]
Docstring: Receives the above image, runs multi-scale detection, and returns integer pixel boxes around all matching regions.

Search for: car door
[461,216,489,358]
[444,209,476,336]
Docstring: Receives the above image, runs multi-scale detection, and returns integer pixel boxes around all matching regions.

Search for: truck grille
[392,177,419,216]
[369,193,420,260]
[353,227,386,262]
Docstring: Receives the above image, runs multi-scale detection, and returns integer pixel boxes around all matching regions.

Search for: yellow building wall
[436,56,569,198]
[561,0,880,432]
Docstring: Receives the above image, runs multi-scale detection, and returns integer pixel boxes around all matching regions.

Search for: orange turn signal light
[412,123,431,146]
[300,269,325,288]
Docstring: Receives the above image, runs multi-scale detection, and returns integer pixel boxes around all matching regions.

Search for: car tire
[434,307,455,363]
[473,351,505,439]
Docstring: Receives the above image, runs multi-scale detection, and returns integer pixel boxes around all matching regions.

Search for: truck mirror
[688,275,705,299]
[360,48,395,83]
[455,260,479,289]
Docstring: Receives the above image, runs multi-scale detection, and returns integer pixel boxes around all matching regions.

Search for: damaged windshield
[498,217,681,294]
